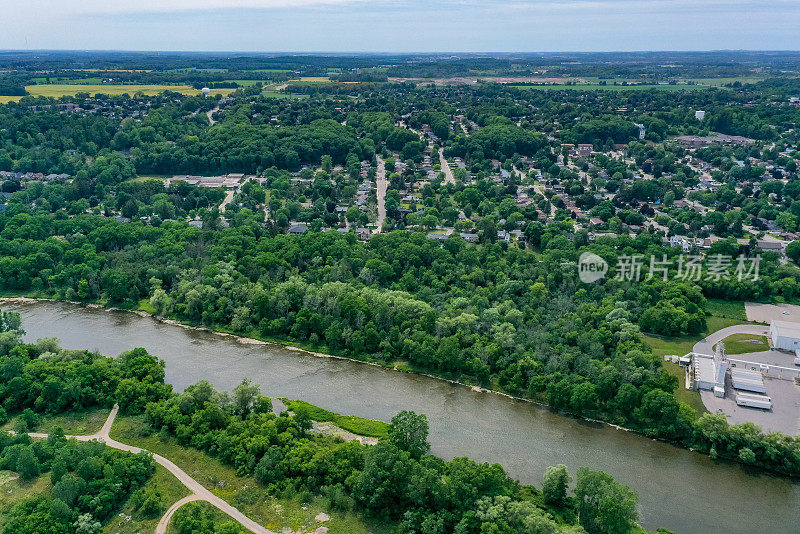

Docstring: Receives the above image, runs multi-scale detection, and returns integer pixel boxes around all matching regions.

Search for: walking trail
[28,405,273,534]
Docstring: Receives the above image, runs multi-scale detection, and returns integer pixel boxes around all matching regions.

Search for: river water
[5,300,799,533]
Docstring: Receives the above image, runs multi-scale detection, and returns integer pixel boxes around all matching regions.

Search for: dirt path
[375,155,388,233]
[439,148,455,185]
[206,106,220,125]
[29,405,273,534]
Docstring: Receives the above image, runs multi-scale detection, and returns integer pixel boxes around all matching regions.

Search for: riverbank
[0,295,637,436]
[7,297,800,533]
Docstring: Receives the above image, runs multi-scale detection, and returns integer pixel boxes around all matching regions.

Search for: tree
[574,467,638,534]
[233,378,260,418]
[16,446,41,480]
[787,240,800,265]
[542,464,570,506]
[389,410,430,459]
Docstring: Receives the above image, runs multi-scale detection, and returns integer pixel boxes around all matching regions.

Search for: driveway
[692,324,769,355]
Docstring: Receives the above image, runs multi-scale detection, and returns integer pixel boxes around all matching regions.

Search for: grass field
[280,399,390,439]
[1,407,110,435]
[509,83,706,91]
[661,361,708,415]
[720,333,770,355]
[262,90,308,99]
[0,472,51,530]
[705,298,747,321]
[644,314,748,359]
[109,414,387,534]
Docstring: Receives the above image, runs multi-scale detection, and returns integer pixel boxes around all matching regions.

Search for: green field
[720,333,770,355]
[509,83,707,91]
[263,90,309,99]
[280,399,390,439]
[0,472,51,530]
[705,298,748,321]
[661,361,708,415]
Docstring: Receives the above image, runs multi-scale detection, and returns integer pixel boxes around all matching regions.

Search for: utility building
[770,320,800,351]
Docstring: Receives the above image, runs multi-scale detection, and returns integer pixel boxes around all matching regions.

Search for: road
[29,405,273,534]
[375,155,388,233]
[692,324,770,355]
[206,106,220,126]
[219,189,235,213]
[532,183,557,216]
[439,148,455,185]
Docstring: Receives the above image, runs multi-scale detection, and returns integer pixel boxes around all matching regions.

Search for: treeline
[2,208,800,476]
[0,313,644,534]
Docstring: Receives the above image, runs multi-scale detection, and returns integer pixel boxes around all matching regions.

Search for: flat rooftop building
[770,320,800,351]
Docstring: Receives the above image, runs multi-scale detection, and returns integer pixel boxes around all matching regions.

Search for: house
[589,218,603,226]
[497,230,511,242]
[427,233,448,242]
[669,235,691,252]
[287,223,308,235]
[757,240,784,254]
[577,144,593,157]
[459,232,479,243]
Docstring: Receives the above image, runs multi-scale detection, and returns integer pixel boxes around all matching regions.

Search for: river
[5,300,799,533]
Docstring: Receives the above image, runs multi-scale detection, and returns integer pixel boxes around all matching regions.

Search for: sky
[0,0,798,52]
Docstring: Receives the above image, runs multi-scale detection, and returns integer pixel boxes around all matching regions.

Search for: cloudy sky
[0,0,798,51]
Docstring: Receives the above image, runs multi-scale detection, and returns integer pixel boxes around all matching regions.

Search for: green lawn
[1,407,110,435]
[720,333,770,355]
[280,399,390,439]
[661,362,708,415]
[0,472,51,530]
[705,299,747,321]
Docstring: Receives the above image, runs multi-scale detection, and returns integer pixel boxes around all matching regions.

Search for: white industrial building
[690,352,726,397]
[769,320,800,351]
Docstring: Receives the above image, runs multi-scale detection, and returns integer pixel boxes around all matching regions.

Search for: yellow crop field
[24,84,238,98]
[0,95,21,104]
[298,76,330,82]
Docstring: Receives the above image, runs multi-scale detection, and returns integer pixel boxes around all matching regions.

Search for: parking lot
[745,302,800,324]
[701,374,800,435]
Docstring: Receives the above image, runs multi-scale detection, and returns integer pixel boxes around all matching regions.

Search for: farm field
[24,84,236,98]
[508,83,708,91]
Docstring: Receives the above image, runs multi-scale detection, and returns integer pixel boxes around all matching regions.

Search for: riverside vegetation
[0,309,650,534]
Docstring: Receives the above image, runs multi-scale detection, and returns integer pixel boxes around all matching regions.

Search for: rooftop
[770,320,800,337]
